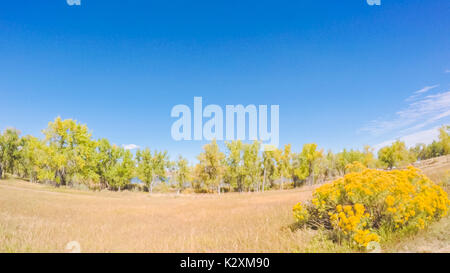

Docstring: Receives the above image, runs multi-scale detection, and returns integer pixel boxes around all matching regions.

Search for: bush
[293,163,450,249]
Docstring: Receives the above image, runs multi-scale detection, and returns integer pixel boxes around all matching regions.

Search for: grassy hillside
[0,158,448,253]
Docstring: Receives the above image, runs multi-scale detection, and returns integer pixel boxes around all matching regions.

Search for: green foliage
[92,139,124,189]
[243,141,262,191]
[275,144,293,190]
[136,148,169,193]
[0,128,22,179]
[2,117,449,195]
[109,148,134,191]
[293,143,323,186]
[196,139,225,193]
[224,140,244,191]
[174,155,191,193]
[378,140,415,169]
[17,135,43,182]
[42,117,93,185]
[409,126,450,160]
[262,148,280,190]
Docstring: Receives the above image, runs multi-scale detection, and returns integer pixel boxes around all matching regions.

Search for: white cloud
[373,126,442,151]
[122,144,140,150]
[406,109,450,132]
[406,84,439,101]
[361,89,450,136]
[415,84,440,94]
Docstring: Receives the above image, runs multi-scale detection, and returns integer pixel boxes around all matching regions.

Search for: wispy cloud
[122,144,140,150]
[415,84,439,94]
[406,84,439,101]
[361,86,450,136]
[445,69,450,73]
[373,126,441,151]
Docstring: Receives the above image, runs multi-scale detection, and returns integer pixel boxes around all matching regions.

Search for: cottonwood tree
[439,125,450,155]
[174,155,190,194]
[262,148,279,191]
[136,148,154,192]
[109,148,134,191]
[42,117,92,186]
[136,148,169,193]
[293,143,323,186]
[91,138,122,189]
[0,128,22,179]
[276,144,292,190]
[196,139,225,194]
[378,140,414,169]
[242,141,261,192]
[17,135,44,182]
[321,150,337,181]
[362,145,377,168]
[224,140,244,192]
[335,149,364,175]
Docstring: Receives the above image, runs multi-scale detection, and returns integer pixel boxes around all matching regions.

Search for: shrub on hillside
[293,163,450,249]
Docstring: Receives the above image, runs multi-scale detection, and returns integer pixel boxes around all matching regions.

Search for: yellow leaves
[345,161,367,173]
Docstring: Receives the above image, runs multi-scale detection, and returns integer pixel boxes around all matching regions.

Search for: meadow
[1,156,448,253]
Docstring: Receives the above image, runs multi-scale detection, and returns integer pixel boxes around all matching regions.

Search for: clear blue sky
[0,0,449,162]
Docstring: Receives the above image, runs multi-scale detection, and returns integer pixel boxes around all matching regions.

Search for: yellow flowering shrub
[293,164,450,249]
[293,203,309,225]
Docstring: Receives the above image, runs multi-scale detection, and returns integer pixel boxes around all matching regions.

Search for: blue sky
[0,0,449,162]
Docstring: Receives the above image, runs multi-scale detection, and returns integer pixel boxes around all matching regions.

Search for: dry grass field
[1,157,449,253]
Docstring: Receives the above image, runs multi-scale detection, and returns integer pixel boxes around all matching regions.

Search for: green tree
[197,139,225,194]
[277,144,293,190]
[91,139,122,189]
[17,135,44,182]
[378,140,413,169]
[362,145,377,168]
[438,125,450,155]
[293,143,323,186]
[42,117,93,185]
[262,148,279,191]
[136,148,169,193]
[136,148,154,192]
[224,140,244,191]
[0,128,22,179]
[242,141,262,192]
[174,155,190,194]
[410,143,427,161]
[109,148,134,191]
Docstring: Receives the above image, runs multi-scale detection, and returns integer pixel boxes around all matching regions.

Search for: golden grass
[1,158,448,253]
[0,179,319,253]
[384,215,450,253]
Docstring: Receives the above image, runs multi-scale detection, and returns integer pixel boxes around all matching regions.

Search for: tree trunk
[0,164,3,179]
[58,169,67,186]
[262,169,266,192]
[217,185,220,195]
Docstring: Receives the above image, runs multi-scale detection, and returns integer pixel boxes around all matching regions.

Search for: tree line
[0,117,449,193]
